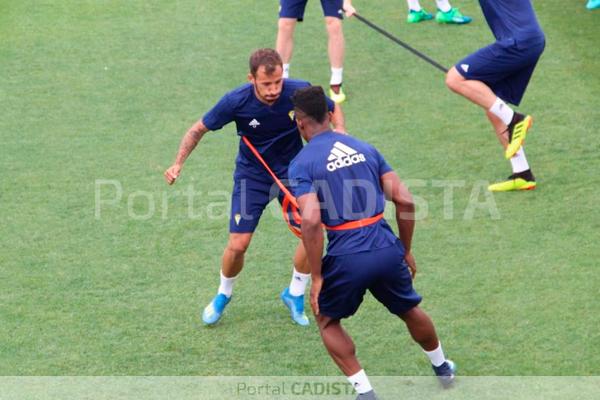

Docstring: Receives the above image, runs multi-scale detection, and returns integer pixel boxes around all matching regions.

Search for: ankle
[514,169,535,181]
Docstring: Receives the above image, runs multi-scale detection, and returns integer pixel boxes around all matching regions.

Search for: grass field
[1,0,599,378]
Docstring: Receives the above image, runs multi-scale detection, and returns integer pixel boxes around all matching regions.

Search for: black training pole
[353,13,448,73]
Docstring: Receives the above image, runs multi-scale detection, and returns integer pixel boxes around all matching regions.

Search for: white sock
[330,67,343,86]
[347,369,373,395]
[489,97,515,126]
[217,271,237,297]
[436,0,452,12]
[289,268,310,296]
[424,342,446,367]
[283,63,290,79]
[407,0,422,11]
[510,147,530,174]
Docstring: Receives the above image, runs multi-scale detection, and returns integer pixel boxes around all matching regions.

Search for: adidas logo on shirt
[326,141,366,172]
[249,118,260,128]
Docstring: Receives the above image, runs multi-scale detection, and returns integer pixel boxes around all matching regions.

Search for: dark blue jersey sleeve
[374,146,393,176]
[202,93,235,131]
[289,158,315,198]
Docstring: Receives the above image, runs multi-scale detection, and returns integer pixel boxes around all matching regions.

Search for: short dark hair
[249,48,283,77]
[291,86,328,124]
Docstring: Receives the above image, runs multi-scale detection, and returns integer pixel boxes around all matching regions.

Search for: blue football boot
[280,287,309,326]
[202,293,231,325]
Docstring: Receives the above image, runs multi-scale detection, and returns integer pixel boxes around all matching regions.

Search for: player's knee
[226,235,251,255]
[325,17,342,34]
[317,315,337,331]
[398,306,417,322]
[278,18,296,33]
[445,68,462,92]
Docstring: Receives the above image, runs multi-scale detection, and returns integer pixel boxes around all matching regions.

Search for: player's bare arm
[380,171,417,277]
[330,103,346,134]
[164,119,210,185]
[297,192,324,315]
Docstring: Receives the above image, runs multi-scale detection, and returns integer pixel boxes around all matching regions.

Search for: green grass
[1,0,599,377]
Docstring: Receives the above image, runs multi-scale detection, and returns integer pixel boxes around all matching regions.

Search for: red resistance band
[242,136,302,238]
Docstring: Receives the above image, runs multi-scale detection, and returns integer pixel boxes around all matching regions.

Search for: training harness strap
[324,213,384,231]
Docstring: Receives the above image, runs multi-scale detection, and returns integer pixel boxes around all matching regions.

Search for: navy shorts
[455,37,545,106]
[230,177,292,233]
[318,241,422,320]
[279,0,344,21]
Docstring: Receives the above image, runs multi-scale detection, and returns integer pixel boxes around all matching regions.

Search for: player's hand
[343,1,356,17]
[310,275,323,316]
[164,164,182,185]
[404,251,417,280]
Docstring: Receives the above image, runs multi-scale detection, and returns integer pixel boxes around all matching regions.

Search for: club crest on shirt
[288,110,295,121]
[249,118,260,128]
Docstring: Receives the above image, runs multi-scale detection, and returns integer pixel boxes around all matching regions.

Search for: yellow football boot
[505,114,533,159]
[488,174,537,192]
[329,85,346,104]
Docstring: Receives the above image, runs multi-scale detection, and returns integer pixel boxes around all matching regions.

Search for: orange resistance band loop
[242,136,301,238]
[325,213,384,231]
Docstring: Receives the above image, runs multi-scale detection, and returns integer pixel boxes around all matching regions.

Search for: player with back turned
[288,86,454,400]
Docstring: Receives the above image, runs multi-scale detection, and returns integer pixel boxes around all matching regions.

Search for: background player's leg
[434,0,472,24]
[407,0,423,11]
[486,110,510,148]
[446,66,497,109]
[276,18,297,78]
[406,0,433,23]
[447,66,533,161]
[324,16,346,102]
[486,111,535,190]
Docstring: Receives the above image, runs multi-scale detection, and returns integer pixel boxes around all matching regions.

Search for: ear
[247,73,254,83]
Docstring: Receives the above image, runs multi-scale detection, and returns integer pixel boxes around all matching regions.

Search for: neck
[304,123,330,141]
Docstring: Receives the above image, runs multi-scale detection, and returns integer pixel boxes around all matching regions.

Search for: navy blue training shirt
[480,0,545,42]
[202,79,335,182]
[289,131,400,256]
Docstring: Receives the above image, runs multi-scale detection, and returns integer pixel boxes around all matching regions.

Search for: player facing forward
[289,86,454,399]
[445,0,545,192]
[164,49,345,326]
